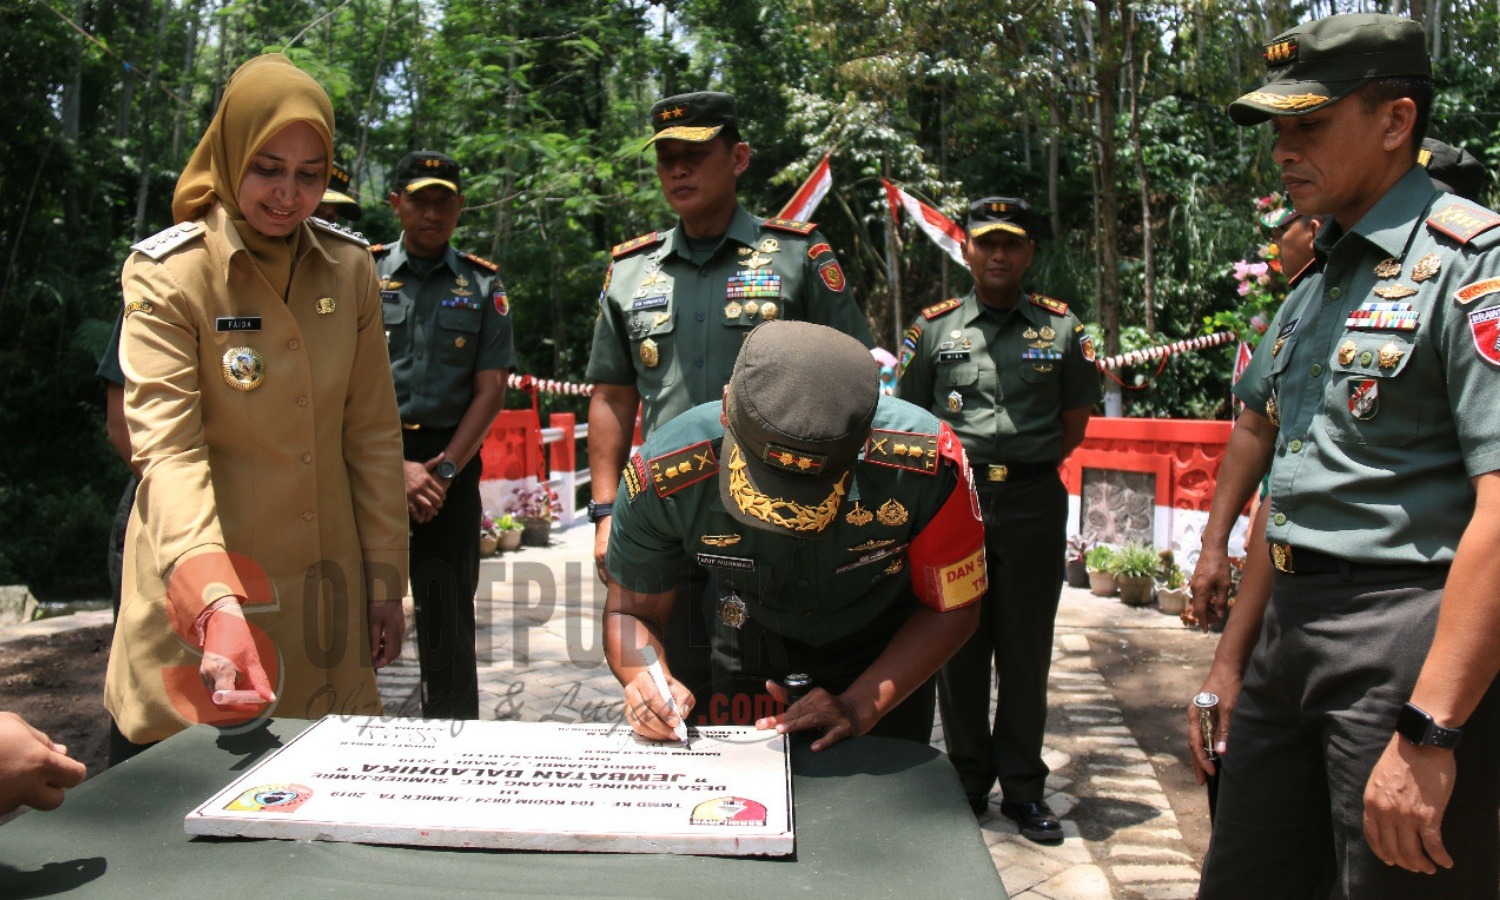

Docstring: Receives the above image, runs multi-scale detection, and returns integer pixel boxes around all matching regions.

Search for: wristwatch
[434,460,457,482]
[1396,702,1463,750]
[587,500,613,524]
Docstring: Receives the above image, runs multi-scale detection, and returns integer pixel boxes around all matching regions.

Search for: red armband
[908,424,986,611]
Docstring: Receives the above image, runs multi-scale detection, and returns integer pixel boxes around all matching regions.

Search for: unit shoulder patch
[611,231,663,259]
[864,429,939,475]
[648,440,718,497]
[1029,294,1070,316]
[761,217,816,235]
[1426,201,1500,246]
[130,221,206,260]
[308,216,370,247]
[920,298,962,320]
[461,250,500,273]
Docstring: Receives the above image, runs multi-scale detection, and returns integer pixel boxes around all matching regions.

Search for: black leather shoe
[999,800,1063,843]
[966,792,990,818]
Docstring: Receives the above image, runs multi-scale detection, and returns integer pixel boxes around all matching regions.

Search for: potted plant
[479,512,501,557]
[1064,535,1092,588]
[1111,541,1159,606]
[1155,549,1190,615]
[496,513,525,552]
[508,481,563,547]
[1084,544,1118,597]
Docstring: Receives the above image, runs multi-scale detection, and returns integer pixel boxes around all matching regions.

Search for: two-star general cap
[719,321,877,537]
[646,92,738,145]
[1229,14,1429,126]
[392,150,462,194]
[967,197,1033,240]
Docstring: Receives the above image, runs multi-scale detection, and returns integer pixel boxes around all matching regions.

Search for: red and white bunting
[881,179,967,267]
[776,153,833,222]
[1094,332,1237,370]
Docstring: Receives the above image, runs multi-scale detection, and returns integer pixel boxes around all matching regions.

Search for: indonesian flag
[776,153,833,222]
[881,179,967,267]
[1231,340,1254,415]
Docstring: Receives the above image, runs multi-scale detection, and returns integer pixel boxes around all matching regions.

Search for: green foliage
[1108,541,1161,579]
[1084,544,1117,573]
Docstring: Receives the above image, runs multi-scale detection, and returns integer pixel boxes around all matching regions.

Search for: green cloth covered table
[0,719,1005,898]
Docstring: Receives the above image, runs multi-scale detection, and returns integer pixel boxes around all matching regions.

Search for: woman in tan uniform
[105,54,408,762]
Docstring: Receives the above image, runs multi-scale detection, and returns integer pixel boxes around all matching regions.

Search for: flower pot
[1065,559,1090,589]
[521,518,552,547]
[1117,574,1155,607]
[1156,586,1190,616]
[499,529,523,552]
[1087,570,1117,597]
[479,533,500,557]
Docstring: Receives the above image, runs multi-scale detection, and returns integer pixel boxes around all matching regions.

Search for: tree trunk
[1091,0,1124,416]
[1126,7,1154,334]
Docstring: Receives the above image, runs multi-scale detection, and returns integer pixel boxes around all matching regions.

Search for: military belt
[1269,542,1444,577]
[973,461,1058,484]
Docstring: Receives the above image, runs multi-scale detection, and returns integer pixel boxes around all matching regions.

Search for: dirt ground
[0,625,114,794]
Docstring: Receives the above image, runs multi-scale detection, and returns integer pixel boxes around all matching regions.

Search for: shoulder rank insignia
[611,231,663,259]
[762,217,816,235]
[863,429,938,475]
[921,298,962,320]
[368,243,388,255]
[623,453,648,500]
[1427,202,1500,245]
[308,216,369,247]
[462,251,500,273]
[130,221,206,260]
[648,440,718,497]
[1029,294,1070,316]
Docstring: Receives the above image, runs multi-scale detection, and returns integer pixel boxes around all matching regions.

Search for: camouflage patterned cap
[646,92,738,145]
[1229,14,1429,126]
[719,321,877,537]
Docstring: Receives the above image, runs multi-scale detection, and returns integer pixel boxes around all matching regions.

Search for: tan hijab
[172,54,334,295]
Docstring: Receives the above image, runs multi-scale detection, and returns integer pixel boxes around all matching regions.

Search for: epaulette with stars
[308,216,369,247]
[920,298,962,320]
[863,429,938,475]
[1029,294,1070,316]
[129,221,206,261]
[762,217,817,235]
[648,440,718,497]
[462,250,500,273]
[611,231,663,259]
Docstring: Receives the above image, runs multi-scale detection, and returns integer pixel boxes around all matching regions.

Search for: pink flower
[1232,260,1253,280]
[1237,280,1252,297]
[1251,314,1269,334]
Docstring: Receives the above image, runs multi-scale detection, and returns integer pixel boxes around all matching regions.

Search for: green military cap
[967,197,1033,240]
[393,150,462,194]
[1420,138,1490,202]
[1229,14,1429,126]
[646,91,738,145]
[719,321,877,537]
[320,161,363,221]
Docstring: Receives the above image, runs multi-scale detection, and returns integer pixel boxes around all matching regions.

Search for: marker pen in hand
[640,645,690,748]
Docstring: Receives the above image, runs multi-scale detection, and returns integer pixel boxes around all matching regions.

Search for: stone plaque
[185,717,793,856]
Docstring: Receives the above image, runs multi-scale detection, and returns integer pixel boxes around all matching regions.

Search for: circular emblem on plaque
[221,346,265,391]
[718,593,748,629]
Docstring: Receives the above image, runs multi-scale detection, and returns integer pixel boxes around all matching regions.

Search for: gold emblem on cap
[725,445,846,533]
[1411,254,1441,283]
[1238,90,1328,112]
[314,296,335,315]
[758,238,780,254]
[700,534,742,548]
[640,338,659,368]
[744,301,760,317]
[845,501,874,526]
[1373,258,1401,279]
[1266,390,1280,427]
[455,336,467,348]
[1373,284,1418,300]
[875,499,908,526]
[221,347,265,391]
[761,302,778,320]
[1338,340,1357,366]
[1378,341,1404,369]
[724,301,743,319]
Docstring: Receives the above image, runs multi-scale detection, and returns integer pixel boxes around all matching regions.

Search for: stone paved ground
[379,525,1205,899]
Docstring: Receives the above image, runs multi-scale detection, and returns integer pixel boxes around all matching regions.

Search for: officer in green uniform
[894,197,1099,840]
[605,321,985,749]
[587,92,875,699]
[1189,14,1500,897]
[374,150,514,720]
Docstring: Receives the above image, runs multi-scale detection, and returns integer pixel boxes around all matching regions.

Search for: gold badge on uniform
[1023,327,1039,341]
[883,558,905,576]
[1273,337,1286,356]
[947,390,963,413]
[743,301,760,317]
[876,499,908,526]
[845,501,874,526]
[700,534,742,548]
[1040,326,1056,341]
[850,538,894,552]
[1411,253,1441,283]
[640,338,660,368]
[718,592,748,629]
[1374,284,1418,300]
[724,301,743,319]
[1266,390,1280,427]
[315,296,335,315]
[745,252,772,269]
[1337,340,1357,366]
[761,302,778,320]
[738,246,753,257]
[455,336,467,349]
[1373,258,1402,279]
[1377,341,1404,369]
[221,346,265,391]
[758,238,780,254]
[124,299,155,318]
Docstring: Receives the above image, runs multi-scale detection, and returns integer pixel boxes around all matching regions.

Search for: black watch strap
[1396,702,1462,750]
[588,500,614,524]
